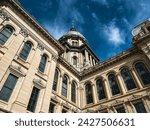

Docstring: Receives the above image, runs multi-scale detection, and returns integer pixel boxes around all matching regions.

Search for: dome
[60,26,86,40]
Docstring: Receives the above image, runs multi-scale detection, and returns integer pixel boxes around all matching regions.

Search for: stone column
[68,79,72,101]
[91,82,98,104]
[130,68,143,89]
[123,103,129,113]
[85,50,89,65]
[0,33,24,81]
[103,78,111,99]
[11,43,42,112]
[141,45,150,60]
[129,102,136,113]
[79,85,84,108]
[90,55,93,66]
[116,73,126,94]
[77,86,80,107]
[58,72,64,96]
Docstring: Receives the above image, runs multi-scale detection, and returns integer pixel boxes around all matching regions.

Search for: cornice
[2,0,65,54]
[80,47,140,79]
[58,47,140,80]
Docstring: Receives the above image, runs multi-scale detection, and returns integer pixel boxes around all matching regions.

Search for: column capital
[19,28,29,38]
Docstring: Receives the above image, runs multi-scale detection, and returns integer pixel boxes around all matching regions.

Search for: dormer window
[72,56,77,67]
[72,41,78,46]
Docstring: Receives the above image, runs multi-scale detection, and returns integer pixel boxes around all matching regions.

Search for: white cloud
[43,23,66,39]
[103,21,125,46]
[92,12,98,21]
[41,0,84,39]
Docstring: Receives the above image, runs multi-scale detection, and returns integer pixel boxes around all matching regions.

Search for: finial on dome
[70,20,76,31]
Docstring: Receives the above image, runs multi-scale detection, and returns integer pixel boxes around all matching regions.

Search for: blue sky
[18,0,150,61]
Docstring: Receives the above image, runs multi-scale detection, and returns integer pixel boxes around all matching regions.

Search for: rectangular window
[0,74,18,102]
[49,103,55,113]
[116,106,126,113]
[133,102,147,113]
[27,87,40,112]
[62,109,67,113]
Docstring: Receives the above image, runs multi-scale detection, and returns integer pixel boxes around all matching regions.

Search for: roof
[60,26,86,41]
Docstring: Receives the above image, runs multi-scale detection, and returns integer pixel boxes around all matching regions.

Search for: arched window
[52,69,59,91]
[61,75,68,97]
[72,56,77,66]
[71,81,76,103]
[85,83,93,104]
[121,68,136,90]
[38,54,47,73]
[135,62,150,85]
[19,41,32,60]
[108,74,120,95]
[0,26,14,45]
[96,79,106,100]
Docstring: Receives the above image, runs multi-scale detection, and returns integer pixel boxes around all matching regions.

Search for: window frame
[0,25,14,46]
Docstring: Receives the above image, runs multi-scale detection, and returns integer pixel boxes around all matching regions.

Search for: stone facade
[0,0,150,113]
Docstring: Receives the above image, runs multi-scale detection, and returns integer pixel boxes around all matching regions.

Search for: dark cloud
[19,0,150,61]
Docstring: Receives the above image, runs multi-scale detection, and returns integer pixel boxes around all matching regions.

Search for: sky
[18,0,150,61]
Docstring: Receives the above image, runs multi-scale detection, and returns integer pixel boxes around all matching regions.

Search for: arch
[0,25,14,45]
[52,68,59,91]
[71,80,76,103]
[61,75,68,97]
[96,78,106,100]
[38,54,48,73]
[108,74,120,95]
[19,41,32,60]
[94,75,104,81]
[121,68,136,90]
[85,83,93,104]
[135,62,150,85]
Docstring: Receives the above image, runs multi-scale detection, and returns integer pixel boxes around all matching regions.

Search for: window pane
[0,74,18,102]
[39,55,47,72]
[19,42,32,60]
[53,69,59,91]
[86,84,93,104]
[27,87,40,112]
[108,74,120,95]
[133,102,147,113]
[116,106,126,113]
[61,76,68,97]
[0,26,13,45]
[49,103,55,113]
[121,68,136,90]
[71,82,76,103]
[96,79,106,100]
[135,62,150,85]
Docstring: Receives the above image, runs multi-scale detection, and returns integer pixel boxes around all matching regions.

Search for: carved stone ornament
[98,104,108,110]
[37,43,44,50]
[51,95,58,101]
[52,54,58,62]
[33,79,46,89]
[129,94,142,101]
[19,28,29,37]
[62,102,70,109]
[147,91,150,99]
[112,99,124,106]
[9,65,26,77]
[0,8,10,21]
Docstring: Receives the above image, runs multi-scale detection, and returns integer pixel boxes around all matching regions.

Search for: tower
[59,26,99,71]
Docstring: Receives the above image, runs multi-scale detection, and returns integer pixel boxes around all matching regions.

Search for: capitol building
[0,0,150,113]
